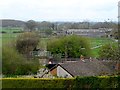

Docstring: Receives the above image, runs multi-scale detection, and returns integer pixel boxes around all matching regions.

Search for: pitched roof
[46,64,57,70]
[56,59,115,76]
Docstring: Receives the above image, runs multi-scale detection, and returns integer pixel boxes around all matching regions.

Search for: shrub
[2,45,39,75]
[1,31,7,33]
[99,43,119,60]
[12,31,24,33]
[16,32,39,58]
[47,35,91,58]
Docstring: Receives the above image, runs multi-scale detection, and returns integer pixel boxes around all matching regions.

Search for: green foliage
[0,31,7,33]
[90,37,116,58]
[2,45,39,75]
[2,78,74,88]
[75,76,120,88]
[47,35,91,58]
[12,31,24,33]
[99,43,119,60]
[2,29,40,76]
[1,76,120,89]
[44,29,52,36]
[16,32,39,57]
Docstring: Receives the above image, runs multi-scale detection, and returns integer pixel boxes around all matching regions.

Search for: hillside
[0,19,25,27]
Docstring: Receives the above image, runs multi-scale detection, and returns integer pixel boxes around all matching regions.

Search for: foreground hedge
[75,76,120,88]
[1,76,120,89]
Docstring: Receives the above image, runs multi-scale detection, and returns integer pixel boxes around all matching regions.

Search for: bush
[2,45,39,75]
[99,43,119,60]
[16,32,39,58]
[12,31,24,33]
[47,35,91,58]
[1,31,7,33]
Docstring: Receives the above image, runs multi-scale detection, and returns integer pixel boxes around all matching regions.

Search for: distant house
[30,48,51,58]
[66,29,112,37]
[48,59,117,78]
[57,28,112,37]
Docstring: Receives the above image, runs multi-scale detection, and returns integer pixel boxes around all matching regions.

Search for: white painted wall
[57,66,73,78]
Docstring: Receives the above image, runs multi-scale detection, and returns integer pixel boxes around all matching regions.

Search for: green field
[90,37,115,47]
[1,28,23,44]
[89,37,117,57]
[1,28,117,58]
[1,27,23,33]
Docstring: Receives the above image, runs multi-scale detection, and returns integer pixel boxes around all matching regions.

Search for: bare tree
[16,32,39,58]
[25,20,37,31]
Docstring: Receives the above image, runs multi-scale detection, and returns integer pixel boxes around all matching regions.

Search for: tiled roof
[58,59,115,76]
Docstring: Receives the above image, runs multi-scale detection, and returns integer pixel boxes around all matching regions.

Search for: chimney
[80,55,85,62]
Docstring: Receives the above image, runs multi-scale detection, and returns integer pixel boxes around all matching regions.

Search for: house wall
[50,68,57,76]
[115,62,120,70]
[57,66,73,78]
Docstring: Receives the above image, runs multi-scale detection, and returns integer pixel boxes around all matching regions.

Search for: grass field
[1,28,22,44]
[1,28,117,58]
[1,27,23,33]
[90,37,115,47]
[89,37,117,57]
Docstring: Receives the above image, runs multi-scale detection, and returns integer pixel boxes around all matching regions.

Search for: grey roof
[58,59,115,76]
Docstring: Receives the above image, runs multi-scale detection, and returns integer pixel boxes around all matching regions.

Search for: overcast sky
[0,0,119,22]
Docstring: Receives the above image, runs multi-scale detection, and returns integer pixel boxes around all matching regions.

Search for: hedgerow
[1,78,75,89]
[1,76,120,89]
[75,76,120,88]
